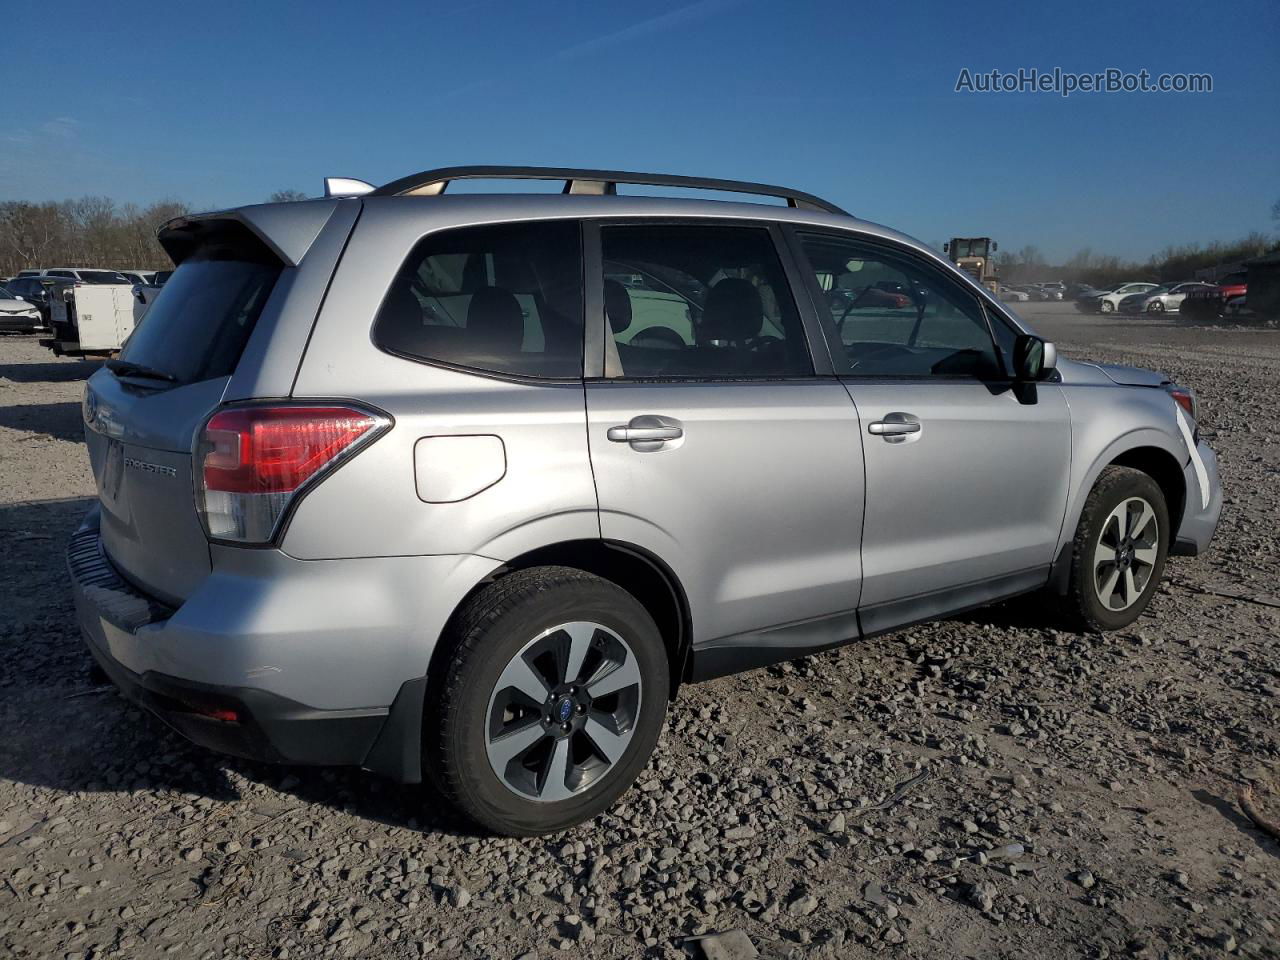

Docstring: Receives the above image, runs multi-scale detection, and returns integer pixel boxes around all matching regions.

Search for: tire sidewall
[438,578,668,836]
[1073,470,1170,631]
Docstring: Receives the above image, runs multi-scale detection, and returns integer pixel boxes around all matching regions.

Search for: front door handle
[868,412,922,443]
[867,421,920,436]
[607,415,684,449]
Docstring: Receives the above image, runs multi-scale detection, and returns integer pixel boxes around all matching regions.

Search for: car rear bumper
[1172,439,1223,556]
[68,505,499,780]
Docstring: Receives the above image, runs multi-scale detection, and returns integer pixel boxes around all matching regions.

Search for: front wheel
[1147,299,1165,313]
[1063,466,1169,631]
[428,566,669,836]
[1099,299,1115,313]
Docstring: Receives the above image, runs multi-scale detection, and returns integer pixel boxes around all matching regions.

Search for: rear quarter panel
[283,199,598,562]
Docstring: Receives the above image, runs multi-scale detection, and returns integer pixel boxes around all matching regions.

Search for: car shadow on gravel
[0,356,98,384]
[0,401,86,442]
[0,497,487,838]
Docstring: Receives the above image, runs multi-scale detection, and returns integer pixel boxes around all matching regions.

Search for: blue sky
[2,0,1277,261]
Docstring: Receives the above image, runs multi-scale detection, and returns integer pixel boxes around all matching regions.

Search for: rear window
[373,220,583,378]
[118,223,281,385]
[80,270,128,284]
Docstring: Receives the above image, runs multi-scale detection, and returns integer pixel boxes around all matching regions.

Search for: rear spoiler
[158,200,342,267]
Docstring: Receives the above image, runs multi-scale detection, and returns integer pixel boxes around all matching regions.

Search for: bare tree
[269,190,308,203]
[0,197,191,276]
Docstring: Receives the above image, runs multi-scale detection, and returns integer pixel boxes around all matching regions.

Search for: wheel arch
[429,539,693,703]
[1051,432,1187,595]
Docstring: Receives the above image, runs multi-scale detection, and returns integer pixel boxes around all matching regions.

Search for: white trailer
[41,284,138,356]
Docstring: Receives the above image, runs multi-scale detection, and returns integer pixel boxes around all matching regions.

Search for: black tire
[1063,466,1170,631]
[427,566,669,836]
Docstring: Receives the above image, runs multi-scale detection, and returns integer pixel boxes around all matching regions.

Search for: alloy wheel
[485,621,642,802]
[1093,497,1160,611]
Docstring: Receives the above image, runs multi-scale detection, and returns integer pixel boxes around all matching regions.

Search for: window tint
[373,221,583,378]
[799,233,1000,378]
[601,225,811,379]
[80,270,128,284]
[118,224,282,386]
[47,270,75,278]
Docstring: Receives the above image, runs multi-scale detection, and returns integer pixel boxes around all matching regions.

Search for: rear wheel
[1063,466,1169,631]
[1099,299,1115,313]
[1147,299,1164,313]
[428,566,669,836]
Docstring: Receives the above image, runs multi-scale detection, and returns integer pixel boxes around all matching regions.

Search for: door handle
[607,424,683,443]
[867,421,921,436]
[607,415,684,448]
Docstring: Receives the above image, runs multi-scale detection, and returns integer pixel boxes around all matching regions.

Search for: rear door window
[117,222,282,385]
[373,220,583,378]
[601,224,812,379]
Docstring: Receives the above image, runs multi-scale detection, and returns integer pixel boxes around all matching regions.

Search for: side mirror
[1014,335,1057,380]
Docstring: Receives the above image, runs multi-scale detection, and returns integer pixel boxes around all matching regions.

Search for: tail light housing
[1165,383,1197,421]
[196,404,390,544]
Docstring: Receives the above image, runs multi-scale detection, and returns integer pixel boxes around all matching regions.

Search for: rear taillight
[196,404,388,543]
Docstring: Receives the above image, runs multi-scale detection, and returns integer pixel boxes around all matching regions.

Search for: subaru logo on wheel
[556,697,574,724]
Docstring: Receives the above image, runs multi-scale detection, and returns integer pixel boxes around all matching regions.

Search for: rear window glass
[118,225,281,385]
[373,220,583,378]
[80,270,128,284]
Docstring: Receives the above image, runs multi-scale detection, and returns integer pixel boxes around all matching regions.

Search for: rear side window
[373,221,583,378]
[118,222,282,385]
[601,224,811,379]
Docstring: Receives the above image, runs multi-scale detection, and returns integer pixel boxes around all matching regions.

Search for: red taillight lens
[197,405,386,543]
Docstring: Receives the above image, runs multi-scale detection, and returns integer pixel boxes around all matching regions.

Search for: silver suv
[69,166,1222,836]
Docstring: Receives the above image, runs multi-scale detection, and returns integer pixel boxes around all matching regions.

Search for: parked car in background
[4,276,67,325]
[1000,285,1031,302]
[1181,272,1248,322]
[67,165,1220,836]
[20,267,131,285]
[1076,282,1159,314]
[0,283,46,332]
[119,270,157,286]
[1121,282,1214,315]
[1224,295,1251,319]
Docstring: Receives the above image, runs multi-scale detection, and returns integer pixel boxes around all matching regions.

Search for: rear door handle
[867,421,920,436]
[607,415,683,448]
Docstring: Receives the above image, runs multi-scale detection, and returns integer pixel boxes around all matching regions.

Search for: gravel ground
[1,304,1277,960]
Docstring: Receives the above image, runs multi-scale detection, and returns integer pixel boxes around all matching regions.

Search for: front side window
[601,224,811,378]
[799,233,1001,378]
[373,221,583,378]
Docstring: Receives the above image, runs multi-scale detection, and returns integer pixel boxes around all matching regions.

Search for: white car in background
[1000,286,1031,302]
[1094,282,1159,313]
[1139,282,1215,314]
[0,283,45,332]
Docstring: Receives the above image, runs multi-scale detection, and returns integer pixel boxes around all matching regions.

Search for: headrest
[467,286,524,353]
[700,277,762,343]
[603,279,633,334]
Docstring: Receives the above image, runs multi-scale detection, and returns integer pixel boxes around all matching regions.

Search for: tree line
[996,232,1279,288]
[0,192,307,277]
[3,192,1277,286]
[0,197,193,278]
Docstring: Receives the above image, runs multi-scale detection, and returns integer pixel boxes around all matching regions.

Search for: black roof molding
[369,165,848,216]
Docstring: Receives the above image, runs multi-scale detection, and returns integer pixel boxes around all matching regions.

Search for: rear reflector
[196,404,388,543]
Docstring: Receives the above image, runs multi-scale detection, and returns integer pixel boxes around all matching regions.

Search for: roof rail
[367,165,848,215]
